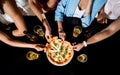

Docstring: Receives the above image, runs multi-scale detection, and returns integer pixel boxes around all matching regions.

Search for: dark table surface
[1,13,120,75]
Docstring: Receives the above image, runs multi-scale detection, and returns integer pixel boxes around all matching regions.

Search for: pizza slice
[45,36,74,66]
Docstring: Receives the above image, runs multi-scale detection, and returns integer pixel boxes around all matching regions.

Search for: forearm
[42,18,51,32]
[86,19,120,45]
[3,0,27,31]
[57,21,63,32]
[5,39,35,49]
[0,31,34,49]
[28,0,51,30]
[12,15,27,31]
[28,0,44,20]
[30,7,51,33]
[86,30,111,45]
[85,0,92,16]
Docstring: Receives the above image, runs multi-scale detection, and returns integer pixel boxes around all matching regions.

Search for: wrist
[82,41,87,47]
[58,27,63,32]
[46,26,51,31]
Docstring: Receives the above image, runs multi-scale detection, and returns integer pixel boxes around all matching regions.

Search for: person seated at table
[0,29,45,51]
[0,0,27,37]
[72,0,120,51]
[28,0,58,41]
[55,0,107,41]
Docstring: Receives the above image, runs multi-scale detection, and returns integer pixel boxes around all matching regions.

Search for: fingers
[73,47,79,51]
[59,32,66,41]
[72,43,83,52]
[35,44,46,51]
[102,18,107,24]
[72,45,78,51]
[73,46,77,49]
[39,44,46,48]
[48,35,52,39]
[105,18,108,24]
[98,19,107,24]
[61,36,65,41]
[46,34,52,42]
[36,47,44,51]
[72,42,76,46]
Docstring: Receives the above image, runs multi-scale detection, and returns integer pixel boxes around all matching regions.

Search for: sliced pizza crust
[45,36,74,66]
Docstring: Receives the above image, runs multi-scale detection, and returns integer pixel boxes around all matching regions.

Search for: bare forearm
[42,18,51,30]
[3,0,27,31]
[57,21,63,32]
[13,15,27,31]
[28,0,50,30]
[28,0,44,20]
[86,30,111,45]
[86,19,120,45]
[85,0,92,16]
[0,31,34,49]
[5,39,34,49]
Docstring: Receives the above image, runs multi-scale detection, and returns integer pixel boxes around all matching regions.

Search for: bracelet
[83,41,87,47]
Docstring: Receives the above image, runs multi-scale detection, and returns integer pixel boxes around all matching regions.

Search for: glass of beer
[26,51,40,61]
[24,31,38,42]
[77,54,88,63]
[73,25,82,38]
[33,25,45,38]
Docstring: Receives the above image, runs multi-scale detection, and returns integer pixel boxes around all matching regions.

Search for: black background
[1,12,120,75]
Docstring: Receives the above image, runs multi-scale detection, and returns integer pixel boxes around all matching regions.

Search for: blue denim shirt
[55,0,107,28]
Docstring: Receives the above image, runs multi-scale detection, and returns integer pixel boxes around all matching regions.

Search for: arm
[28,0,52,41]
[86,18,120,45]
[58,21,66,41]
[84,0,92,16]
[55,0,68,40]
[81,0,107,28]
[55,0,68,22]
[73,19,120,51]
[2,0,27,37]
[0,30,45,51]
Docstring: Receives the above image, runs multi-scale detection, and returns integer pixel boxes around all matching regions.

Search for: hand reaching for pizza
[45,28,52,42]
[72,43,84,52]
[34,44,46,52]
[58,31,66,41]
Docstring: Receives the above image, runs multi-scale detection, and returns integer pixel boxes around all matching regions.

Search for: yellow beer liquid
[77,54,88,63]
[34,25,45,37]
[73,28,81,37]
[26,51,39,60]
[36,28,44,37]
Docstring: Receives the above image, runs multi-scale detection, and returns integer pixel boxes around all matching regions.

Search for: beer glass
[73,26,82,38]
[33,25,45,38]
[26,51,40,60]
[77,54,88,63]
[24,31,38,42]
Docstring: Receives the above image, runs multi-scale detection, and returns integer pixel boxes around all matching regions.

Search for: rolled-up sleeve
[81,0,107,28]
[55,0,68,22]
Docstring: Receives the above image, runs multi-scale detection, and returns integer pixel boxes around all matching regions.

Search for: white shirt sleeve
[104,0,120,19]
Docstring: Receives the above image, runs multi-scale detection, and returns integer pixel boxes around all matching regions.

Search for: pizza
[45,37,74,66]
